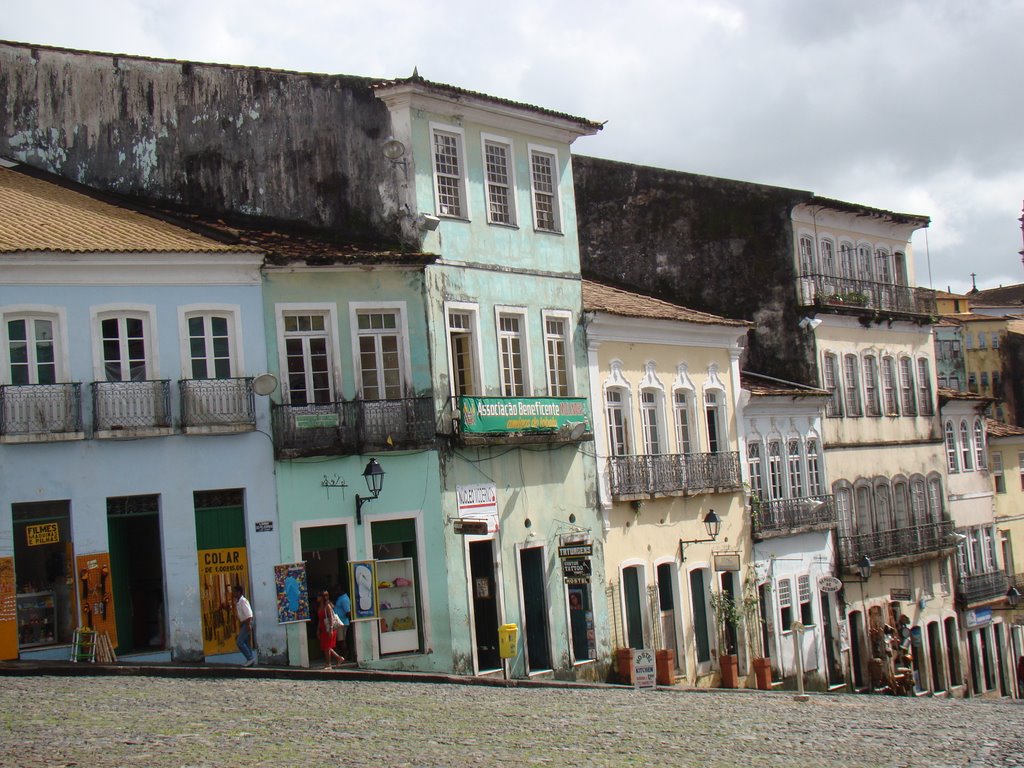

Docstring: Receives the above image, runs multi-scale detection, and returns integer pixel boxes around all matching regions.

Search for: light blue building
[0,164,283,663]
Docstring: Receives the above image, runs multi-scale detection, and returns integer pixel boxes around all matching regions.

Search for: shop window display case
[376,558,418,654]
[17,591,57,648]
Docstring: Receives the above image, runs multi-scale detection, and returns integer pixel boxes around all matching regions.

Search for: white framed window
[965,332,974,350]
[640,390,663,455]
[797,574,814,625]
[431,124,468,219]
[822,353,842,417]
[180,305,241,380]
[977,332,987,349]
[981,371,989,389]
[605,387,630,457]
[993,332,1001,349]
[992,452,1006,493]
[898,356,917,416]
[920,561,935,598]
[973,418,987,469]
[446,304,481,398]
[798,235,815,275]
[843,354,862,416]
[806,439,823,495]
[704,390,726,453]
[278,306,336,406]
[881,356,899,416]
[673,389,695,454]
[482,135,517,226]
[910,477,927,526]
[839,241,856,278]
[94,308,155,382]
[496,309,528,396]
[542,311,572,396]
[916,358,934,416]
[767,440,784,500]
[778,578,793,631]
[787,439,804,498]
[863,354,881,416]
[856,243,874,281]
[353,305,409,400]
[945,420,959,473]
[747,441,764,499]
[4,311,62,385]
[960,420,974,471]
[528,144,561,233]
[819,238,836,276]
[927,475,944,521]
[875,247,893,284]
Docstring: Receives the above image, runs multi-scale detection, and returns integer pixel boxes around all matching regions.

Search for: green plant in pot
[709,588,741,688]
[739,565,772,690]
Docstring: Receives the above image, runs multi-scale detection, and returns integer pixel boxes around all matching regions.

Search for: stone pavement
[1,663,1022,767]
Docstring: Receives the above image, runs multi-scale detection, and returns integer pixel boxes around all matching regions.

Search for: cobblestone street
[1,673,1023,767]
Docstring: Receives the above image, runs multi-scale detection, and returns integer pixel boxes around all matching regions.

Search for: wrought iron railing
[956,571,1009,608]
[92,380,171,431]
[607,452,742,496]
[272,396,435,457]
[798,273,936,316]
[180,377,256,428]
[0,383,83,436]
[753,494,836,538]
[838,519,955,566]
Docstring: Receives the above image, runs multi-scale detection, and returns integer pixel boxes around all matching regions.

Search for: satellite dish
[252,373,279,396]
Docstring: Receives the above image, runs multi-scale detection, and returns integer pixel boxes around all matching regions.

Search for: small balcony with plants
[0,382,85,443]
[92,380,172,438]
[752,493,836,540]
[797,273,936,318]
[272,396,435,459]
[180,377,256,434]
[608,452,742,499]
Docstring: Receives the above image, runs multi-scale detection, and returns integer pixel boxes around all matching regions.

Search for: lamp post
[356,458,385,524]
[679,510,722,562]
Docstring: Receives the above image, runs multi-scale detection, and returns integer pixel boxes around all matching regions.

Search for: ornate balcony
[0,383,84,442]
[752,494,836,539]
[92,380,172,436]
[956,571,1009,609]
[798,273,936,317]
[180,378,256,433]
[608,452,742,498]
[272,396,435,458]
[838,519,955,570]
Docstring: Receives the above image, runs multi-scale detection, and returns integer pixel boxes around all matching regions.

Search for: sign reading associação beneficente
[459,396,589,434]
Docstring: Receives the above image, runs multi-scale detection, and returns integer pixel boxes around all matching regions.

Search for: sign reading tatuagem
[460,396,590,434]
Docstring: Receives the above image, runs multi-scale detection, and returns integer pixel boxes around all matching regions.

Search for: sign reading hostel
[632,648,657,689]
[459,396,590,434]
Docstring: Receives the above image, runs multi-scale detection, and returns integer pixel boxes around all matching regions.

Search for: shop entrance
[657,563,680,672]
[820,592,844,686]
[622,565,644,649]
[519,546,551,672]
[107,495,165,655]
[469,539,500,672]
[11,501,74,650]
[300,524,350,665]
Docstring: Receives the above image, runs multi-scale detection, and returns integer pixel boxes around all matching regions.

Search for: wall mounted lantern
[679,510,721,562]
[356,458,385,525]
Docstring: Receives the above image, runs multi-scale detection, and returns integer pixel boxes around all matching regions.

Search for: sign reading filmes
[460,396,590,434]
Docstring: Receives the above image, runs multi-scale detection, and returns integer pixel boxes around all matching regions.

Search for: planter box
[656,649,675,685]
[720,653,739,688]
[616,648,634,685]
[753,657,772,690]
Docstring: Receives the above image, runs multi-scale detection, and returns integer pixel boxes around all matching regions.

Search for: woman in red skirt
[316,590,344,669]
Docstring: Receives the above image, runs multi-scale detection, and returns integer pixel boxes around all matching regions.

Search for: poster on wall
[349,560,379,622]
[75,553,118,649]
[197,547,248,657]
[273,563,310,624]
[0,557,17,660]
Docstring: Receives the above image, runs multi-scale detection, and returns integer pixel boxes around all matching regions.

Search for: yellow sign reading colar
[26,523,59,546]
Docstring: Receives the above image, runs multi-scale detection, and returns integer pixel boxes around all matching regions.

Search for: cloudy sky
[4,0,1022,293]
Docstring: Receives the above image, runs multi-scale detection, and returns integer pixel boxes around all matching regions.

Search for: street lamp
[1007,586,1021,608]
[356,458,385,524]
[679,510,722,562]
[858,556,872,581]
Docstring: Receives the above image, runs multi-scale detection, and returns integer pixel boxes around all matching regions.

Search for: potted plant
[739,566,772,690]
[709,588,740,688]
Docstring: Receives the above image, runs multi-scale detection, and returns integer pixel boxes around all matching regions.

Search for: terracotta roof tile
[987,419,1024,438]
[741,372,828,398]
[938,387,993,403]
[582,280,749,327]
[0,166,249,254]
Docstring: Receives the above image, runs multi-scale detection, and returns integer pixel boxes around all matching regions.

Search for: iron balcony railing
[180,377,256,428]
[839,519,955,567]
[0,382,83,437]
[752,494,836,538]
[607,451,742,497]
[798,273,937,316]
[956,571,1009,608]
[271,396,435,458]
[92,380,171,432]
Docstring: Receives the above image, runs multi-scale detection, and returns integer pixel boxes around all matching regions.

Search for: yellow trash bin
[498,623,518,659]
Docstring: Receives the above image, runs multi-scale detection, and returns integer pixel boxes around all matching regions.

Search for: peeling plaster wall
[0,42,406,243]
[573,155,817,384]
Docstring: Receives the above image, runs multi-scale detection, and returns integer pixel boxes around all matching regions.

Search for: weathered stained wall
[0,41,406,244]
[573,155,817,383]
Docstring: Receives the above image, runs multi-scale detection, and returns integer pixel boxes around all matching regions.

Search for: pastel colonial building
[0,162,281,663]
[583,280,750,686]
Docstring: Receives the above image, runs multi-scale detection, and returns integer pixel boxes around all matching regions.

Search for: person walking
[232,584,256,667]
[317,590,344,669]
[334,587,353,662]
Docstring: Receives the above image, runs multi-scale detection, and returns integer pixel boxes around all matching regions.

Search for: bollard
[791,621,808,701]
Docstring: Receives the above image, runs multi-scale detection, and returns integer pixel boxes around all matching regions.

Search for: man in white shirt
[233,584,256,666]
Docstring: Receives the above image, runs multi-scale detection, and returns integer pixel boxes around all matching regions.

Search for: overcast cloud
[3,0,1022,294]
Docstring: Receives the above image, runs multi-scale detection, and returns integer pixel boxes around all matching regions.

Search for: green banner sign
[459,396,590,435]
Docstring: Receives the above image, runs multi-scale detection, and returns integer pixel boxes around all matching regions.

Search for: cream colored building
[793,201,962,696]
[584,280,750,686]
